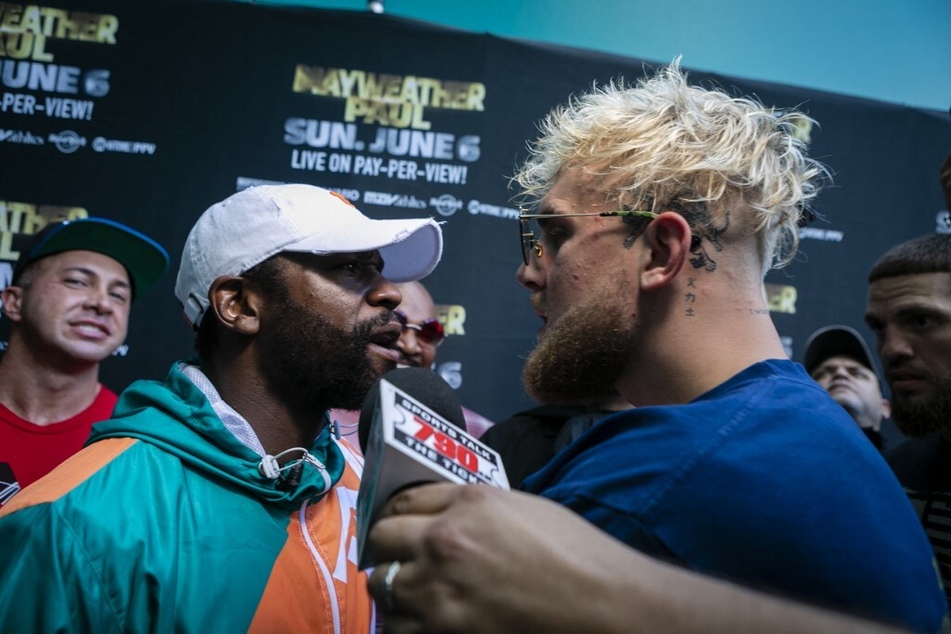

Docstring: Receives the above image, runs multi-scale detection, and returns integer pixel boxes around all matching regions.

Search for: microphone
[358,366,468,454]
[355,367,509,568]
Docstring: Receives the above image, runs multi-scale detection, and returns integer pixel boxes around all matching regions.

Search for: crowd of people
[1,60,950,633]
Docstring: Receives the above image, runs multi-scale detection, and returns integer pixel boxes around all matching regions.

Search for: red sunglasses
[395,310,445,346]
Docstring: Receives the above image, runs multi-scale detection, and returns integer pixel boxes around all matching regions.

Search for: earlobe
[208,276,262,336]
[640,212,691,290]
[1,286,24,322]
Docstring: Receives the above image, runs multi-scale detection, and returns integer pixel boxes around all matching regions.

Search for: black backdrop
[1,0,949,422]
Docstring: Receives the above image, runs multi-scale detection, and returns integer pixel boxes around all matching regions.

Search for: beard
[260,297,394,416]
[522,287,634,405]
[890,367,951,437]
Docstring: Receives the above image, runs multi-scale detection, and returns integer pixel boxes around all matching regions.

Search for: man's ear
[208,276,263,336]
[640,211,691,291]
[1,286,25,322]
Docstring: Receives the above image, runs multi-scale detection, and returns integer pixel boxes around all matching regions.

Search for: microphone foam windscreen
[358,367,466,453]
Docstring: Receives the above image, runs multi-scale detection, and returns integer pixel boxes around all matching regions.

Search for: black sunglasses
[395,310,445,346]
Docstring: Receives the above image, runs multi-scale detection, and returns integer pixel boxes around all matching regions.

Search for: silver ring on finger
[382,561,402,611]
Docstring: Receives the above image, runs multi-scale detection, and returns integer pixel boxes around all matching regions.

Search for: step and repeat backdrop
[1,0,949,421]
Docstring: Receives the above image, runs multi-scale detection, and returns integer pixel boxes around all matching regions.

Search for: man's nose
[516,251,546,291]
[397,328,421,355]
[84,286,114,314]
[880,327,914,366]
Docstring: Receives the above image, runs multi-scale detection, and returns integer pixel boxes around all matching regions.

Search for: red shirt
[0,386,117,503]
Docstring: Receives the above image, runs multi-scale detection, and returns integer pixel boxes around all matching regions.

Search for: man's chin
[63,338,122,362]
[891,394,951,437]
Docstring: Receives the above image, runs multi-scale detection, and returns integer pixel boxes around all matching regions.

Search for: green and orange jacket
[0,363,374,633]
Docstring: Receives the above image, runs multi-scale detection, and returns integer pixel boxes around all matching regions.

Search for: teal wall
[240,0,950,113]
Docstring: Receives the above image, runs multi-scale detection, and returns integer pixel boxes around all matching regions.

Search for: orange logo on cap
[328,191,355,208]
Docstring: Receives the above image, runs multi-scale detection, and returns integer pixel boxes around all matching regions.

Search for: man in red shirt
[0,218,168,503]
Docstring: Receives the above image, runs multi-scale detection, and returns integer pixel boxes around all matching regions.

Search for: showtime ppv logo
[92,136,156,155]
[467,200,519,220]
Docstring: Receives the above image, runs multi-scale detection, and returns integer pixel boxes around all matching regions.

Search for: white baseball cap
[175,184,443,327]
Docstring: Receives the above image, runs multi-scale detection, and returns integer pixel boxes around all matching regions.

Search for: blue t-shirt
[524,360,948,632]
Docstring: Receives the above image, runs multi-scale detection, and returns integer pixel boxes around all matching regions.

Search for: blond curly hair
[513,60,828,272]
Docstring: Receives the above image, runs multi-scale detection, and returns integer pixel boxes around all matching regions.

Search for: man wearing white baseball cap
[0,184,442,632]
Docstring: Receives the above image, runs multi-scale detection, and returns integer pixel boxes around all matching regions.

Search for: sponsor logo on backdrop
[799,227,844,242]
[0,128,43,145]
[285,66,483,185]
[0,4,117,121]
[765,283,797,314]
[467,200,518,220]
[92,136,156,155]
[937,210,951,234]
[430,194,462,217]
[364,190,426,209]
[48,129,85,153]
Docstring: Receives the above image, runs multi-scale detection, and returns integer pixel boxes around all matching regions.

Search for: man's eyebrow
[63,266,130,288]
[62,265,95,275]
[889,304,946,321]
[330,250,385,271]
[903,301,947,312]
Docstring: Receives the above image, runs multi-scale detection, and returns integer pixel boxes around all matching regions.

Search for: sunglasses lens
[519,218,531,265]
[519,217,542,265]
[418,319,445,345]
[395,311,445,346]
